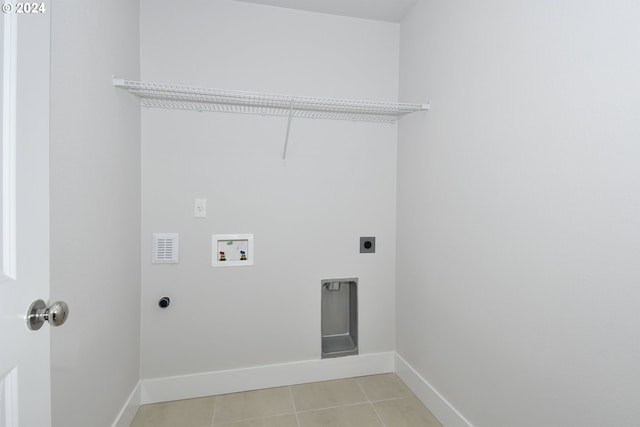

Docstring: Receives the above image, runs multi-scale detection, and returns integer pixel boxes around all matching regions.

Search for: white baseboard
[395,353,473,427]
[112,352,472,427]
[140,351,395,404]
[111,381,141,427]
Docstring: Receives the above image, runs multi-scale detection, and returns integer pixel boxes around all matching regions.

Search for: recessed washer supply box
[212,234,254,267]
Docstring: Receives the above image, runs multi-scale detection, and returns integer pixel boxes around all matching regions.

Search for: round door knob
[27,299,70,331]
[47,301,70,326]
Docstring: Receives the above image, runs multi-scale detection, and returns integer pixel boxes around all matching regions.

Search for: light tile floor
[130,374,442,427]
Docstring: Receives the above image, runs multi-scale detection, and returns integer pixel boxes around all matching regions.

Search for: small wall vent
[152,233,179,264]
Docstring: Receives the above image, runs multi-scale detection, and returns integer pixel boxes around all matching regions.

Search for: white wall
[397,0,640,426]
[139,0,399,380]
[49,1,141,426]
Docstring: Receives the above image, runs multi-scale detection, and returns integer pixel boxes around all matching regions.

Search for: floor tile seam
[287,385,302,427]
[210,396,218,427]
[292,395,370,413]
[354,377,389,427]
[294,400,376,415]
[354,377,373,402]
[369,395,416,404]
[369,402,391,427]
[355,374,417,403]
[212,410,298,426]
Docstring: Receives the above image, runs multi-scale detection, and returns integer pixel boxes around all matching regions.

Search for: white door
[0,3,55,427]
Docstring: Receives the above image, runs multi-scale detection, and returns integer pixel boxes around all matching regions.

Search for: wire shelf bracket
[113,77,430,159]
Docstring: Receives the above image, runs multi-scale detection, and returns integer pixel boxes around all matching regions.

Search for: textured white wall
[49,1,141,426]
[397,0,640,426]
[139,0,399,379]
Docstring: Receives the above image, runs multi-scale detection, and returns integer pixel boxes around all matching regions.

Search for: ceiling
[234,0,418,23]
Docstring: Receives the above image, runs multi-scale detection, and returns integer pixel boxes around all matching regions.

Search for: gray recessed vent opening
[321,278,358,359]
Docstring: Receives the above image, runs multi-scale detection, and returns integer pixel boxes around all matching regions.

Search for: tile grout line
[369,401,391,427]
[355,377,391,427]
[295,400,373,415]
[211,392,411,423]
[187,374,415,427]
[210,395,218,427]
[287,386,302,427]
[213,411,298,426]
[133,375,429,427]
[210,387,299,426]
[370,395,416,404]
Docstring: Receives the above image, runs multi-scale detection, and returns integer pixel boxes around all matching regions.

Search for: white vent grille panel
[152,233,179,264]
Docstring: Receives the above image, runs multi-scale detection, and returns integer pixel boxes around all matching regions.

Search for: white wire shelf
[113,77,430,159]
[113,78,430,124]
